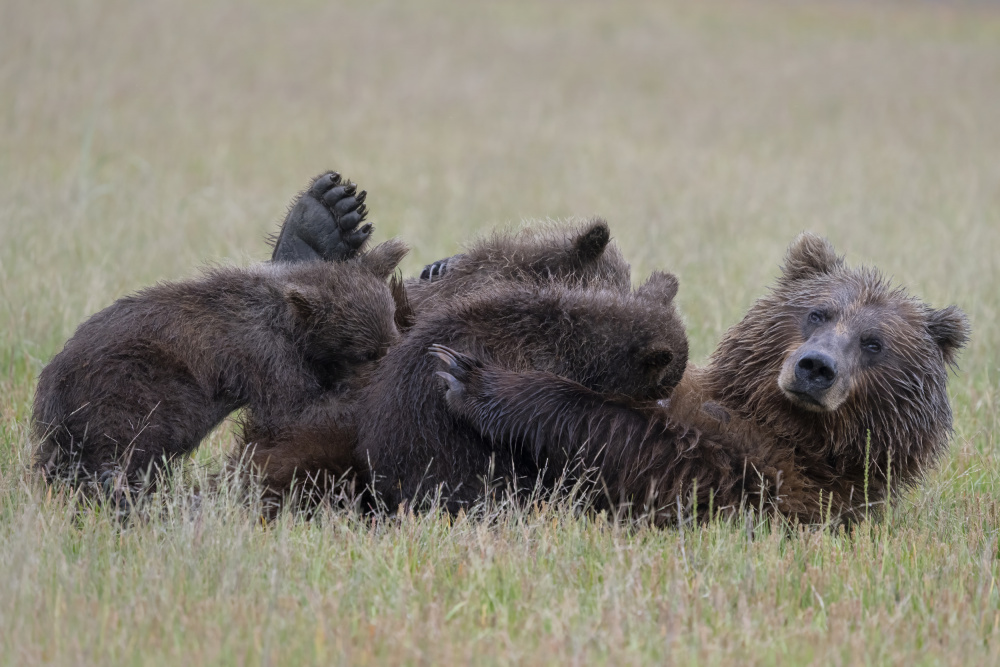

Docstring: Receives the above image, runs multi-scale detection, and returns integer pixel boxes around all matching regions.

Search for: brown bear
[354,271,688,514]
[239,214,688,514]
[432,233,970,524]
[32,238,409,490]
[402,220,632,313]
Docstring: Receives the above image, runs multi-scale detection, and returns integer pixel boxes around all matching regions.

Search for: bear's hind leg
[272,171,373,262]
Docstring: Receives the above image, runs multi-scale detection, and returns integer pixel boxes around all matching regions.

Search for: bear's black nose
[795,351,837,390]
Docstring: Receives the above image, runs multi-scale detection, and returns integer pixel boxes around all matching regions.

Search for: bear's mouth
[781,388,829,412]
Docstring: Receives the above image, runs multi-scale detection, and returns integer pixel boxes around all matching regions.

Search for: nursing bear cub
[32,237,408,489]
[434,234,970,524]
[357,269,688,513]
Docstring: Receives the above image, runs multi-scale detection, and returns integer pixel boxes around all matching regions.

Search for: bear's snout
[778,346,849,413]
[795,351,837,390]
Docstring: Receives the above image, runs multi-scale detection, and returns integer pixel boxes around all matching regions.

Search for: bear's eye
[861,338,883,354]
[807,310,826,325]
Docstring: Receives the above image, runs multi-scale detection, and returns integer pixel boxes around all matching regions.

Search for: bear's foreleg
[429,344,777,524]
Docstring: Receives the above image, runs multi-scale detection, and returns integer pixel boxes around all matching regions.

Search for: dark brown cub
[404,218,633,314]
[356,269,688,514]
[32,240,408,490]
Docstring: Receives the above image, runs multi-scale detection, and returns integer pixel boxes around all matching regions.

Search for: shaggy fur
[270,171,635,310]
[355,271,688,514]
[404,219,632,313]
[242,217,675,510]
[434,234,970,524]
[234,378,371,515]
[32,240,408,488]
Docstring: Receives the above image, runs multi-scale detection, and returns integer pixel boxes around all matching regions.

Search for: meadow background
[2,0,999,664]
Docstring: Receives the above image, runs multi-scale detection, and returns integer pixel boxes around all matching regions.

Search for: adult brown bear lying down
[431,234,970,524]
[259,173,968,524]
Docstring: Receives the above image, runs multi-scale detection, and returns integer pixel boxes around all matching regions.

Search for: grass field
[2,0,999,663]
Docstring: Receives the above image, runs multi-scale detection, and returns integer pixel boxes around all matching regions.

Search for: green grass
[2,0,999,663]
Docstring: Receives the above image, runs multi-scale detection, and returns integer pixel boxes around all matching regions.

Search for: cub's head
[442,219,631,289]
[284,239,409,385]
[549,270,688,402]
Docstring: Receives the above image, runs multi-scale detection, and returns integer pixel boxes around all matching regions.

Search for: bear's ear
[926,305,970,366]
[572,219,611,263]
[284,286,317,321]
[780,233,843,282]
[636,271,680,304]
[390,272,416,332]
[360,238,410,281]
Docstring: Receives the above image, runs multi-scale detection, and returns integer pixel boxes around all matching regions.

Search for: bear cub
[32,239,408,489]
[269,172,632,317]
[356,248,688,514]
[403,219,633,314]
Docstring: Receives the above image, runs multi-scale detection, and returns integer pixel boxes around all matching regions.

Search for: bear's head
[707,233,969,482]
[772,234,969,415]
[464,218,631,290]
[284,239,409,386]
[520,269,688,402]
[622,270,689,400]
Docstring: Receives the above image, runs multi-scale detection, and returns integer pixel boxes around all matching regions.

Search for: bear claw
[420,254,465,282]
[308,172,342,197]
[435,371,466,398]
[429,344,484,414]
[428,344,481,379]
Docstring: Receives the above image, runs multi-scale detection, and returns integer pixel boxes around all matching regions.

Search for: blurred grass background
[1,0,998,664]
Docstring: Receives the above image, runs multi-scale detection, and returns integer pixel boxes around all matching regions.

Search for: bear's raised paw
[272,171,373,263]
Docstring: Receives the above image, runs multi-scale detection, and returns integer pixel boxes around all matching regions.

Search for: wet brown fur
[404,218,632,313]
[233,379,369,516]
[239,219,687,513]
[438,234,970,524]
[32,240,408,488]
[357,272,688,514]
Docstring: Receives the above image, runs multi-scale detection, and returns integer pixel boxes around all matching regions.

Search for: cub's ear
[359,238,409,281]
[781,233,843,282]
[572,218,611,263]
[636,271,680,304]
[926,305,970,366]
[284,286,318,320]
[390,271,416,332]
